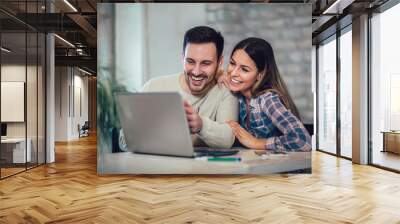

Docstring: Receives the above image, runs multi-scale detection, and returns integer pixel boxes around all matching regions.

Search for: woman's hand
[227,121,266,150]
[217,70,230,89]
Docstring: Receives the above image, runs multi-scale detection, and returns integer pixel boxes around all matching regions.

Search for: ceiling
[311,0,390,44]
[0,0,97,74]
[0,0,393,74]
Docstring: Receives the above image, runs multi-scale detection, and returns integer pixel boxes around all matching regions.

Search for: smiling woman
[222,37,311,152]
[227,49,258,95]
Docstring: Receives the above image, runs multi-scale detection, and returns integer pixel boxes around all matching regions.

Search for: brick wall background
[206,3,313,123]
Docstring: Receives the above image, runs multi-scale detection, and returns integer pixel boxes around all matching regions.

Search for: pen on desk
[207,157,241,162]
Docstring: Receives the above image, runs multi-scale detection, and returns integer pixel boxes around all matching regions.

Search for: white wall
[54,67,89,141]
[1,65,26,81]
[1,82,25,122]
[1,66,26,129]
[143,4,206,82]
[115,4,144,92]
[112,4,206,90]
[55,67,68,141]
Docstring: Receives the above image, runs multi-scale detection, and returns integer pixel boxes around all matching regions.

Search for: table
[1,138,31,164]
[98,150,311,174]
[381,131,400,154]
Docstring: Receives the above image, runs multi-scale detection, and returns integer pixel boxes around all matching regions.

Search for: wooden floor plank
[0,134,400,223]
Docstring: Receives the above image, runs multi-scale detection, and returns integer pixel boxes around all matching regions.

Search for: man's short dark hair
[183,26,224,60]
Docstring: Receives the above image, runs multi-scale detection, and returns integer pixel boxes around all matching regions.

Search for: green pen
[207,157,242,162]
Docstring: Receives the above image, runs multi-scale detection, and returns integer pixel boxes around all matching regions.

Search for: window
[339,28,352,158]
[370,2,400,171]
[318,36,337,154]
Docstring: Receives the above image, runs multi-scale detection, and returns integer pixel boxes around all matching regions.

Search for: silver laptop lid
[116,92,195,157]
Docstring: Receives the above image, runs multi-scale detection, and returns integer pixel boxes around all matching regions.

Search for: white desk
[1,138,31,163]
[99,150,311,174]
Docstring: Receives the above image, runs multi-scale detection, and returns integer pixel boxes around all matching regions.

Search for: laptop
[115,92,238,157]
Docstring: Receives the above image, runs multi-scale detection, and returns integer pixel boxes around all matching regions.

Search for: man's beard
[184,70,217,96]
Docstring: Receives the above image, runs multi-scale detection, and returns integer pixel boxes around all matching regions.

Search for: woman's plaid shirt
[238,91,312,152]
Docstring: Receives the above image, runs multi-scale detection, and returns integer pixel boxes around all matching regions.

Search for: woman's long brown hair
[231,37,301,119]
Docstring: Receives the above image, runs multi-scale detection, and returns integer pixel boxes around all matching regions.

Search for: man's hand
[184,100,203,134]
[227,121,266,150]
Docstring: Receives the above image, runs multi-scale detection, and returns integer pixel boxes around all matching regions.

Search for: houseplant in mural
[97,69,128,153]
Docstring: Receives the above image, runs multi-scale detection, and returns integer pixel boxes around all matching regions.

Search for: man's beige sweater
[142,74,238,148]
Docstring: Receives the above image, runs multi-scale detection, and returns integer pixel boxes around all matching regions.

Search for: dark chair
[78,121,90,138]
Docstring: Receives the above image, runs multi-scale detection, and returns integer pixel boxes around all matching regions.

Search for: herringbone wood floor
[1,135,400,224]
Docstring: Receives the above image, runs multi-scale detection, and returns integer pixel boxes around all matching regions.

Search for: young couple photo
[142,25,312,153]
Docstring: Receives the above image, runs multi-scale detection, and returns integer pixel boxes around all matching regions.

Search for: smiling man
[142,26,238,149]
